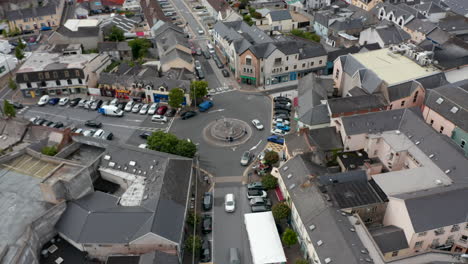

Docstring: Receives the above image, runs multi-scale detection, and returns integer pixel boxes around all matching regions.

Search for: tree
[41,146,58,156]
[186,210,200,227]
[184,235,202,254]
[295,259,309,264]
[264,150,279,165]
[107,26,124,41]
[128,38,151,60]
[15,46,25,60]
[17,39,26,50]
[168,88,185,108]
[147,131,179,154]
[190,80,208,102]
[261,173,278,190]
[3,100,15,118]
[272,202,290,221]
[282,228,298,247]
[8,78,17,90]
[175,139,197,158]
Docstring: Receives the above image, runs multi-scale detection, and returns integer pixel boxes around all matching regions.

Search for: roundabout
[203,117,252,147]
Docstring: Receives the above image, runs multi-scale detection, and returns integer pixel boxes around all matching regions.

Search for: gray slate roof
[405,18,437,34]
[297,74,330,118]
[55,26,101,38]
[375,24,411,45]
[327,94,388,114]
[308,127,343,151]
[99,71,191,92]
[329,19,363,32]
[424,80,468,131]
[356,69,382,94]
[369,225,409,253]
[440,0,468,16]
[268,10,292,21]
[387,72,448,101]
[56,143,193,244]
[98,41,131,52]
[326,180,385,209]
[6,1,57,20]
[397,187,468,233]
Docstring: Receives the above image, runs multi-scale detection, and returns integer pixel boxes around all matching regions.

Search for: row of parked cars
[271,96,292,136]
[247,182,272,213]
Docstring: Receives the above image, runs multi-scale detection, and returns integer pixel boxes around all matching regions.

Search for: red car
[156,105,168,115]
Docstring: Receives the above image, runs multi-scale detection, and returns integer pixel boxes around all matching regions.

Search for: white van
[37,95,50,106]
[207,42,215,54]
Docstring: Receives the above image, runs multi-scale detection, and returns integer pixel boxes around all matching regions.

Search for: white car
[74,128,83,134]
[151,115,168,123]
[198,28,204,35]
[138,143,148,149]
[124,101,134,112]
[271,128,286,136]
[110,98,119,106]
[148,103,159,115]
[131,103,142,113]
[83,129,95,137]
[93,129,104,138]
[225,193,235,213]
[273,118,290,126]
[139,104,150,114]
[58,97,69,106]
[78,99,87,107]
[37,95,49,106]
[251,119,264,130]
[195,60,201,70]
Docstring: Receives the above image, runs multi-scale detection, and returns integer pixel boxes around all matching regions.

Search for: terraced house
[6,0,64,32]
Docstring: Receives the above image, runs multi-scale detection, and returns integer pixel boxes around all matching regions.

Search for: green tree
[128,38,151,60]
[243,14,253,26]
[295,259,309,264]
[272,202,290,221]
[282,228,298,247]
[41,146,58,156]
[3,100,15,118]
[147,131,179,154]
[107,26,125,41]
[190,80,208,102]
[264,151,279,165]
[15,46,25,60]
[175,139,197,158]
[261,173,278,190]
[184,235,202,254]
[8,77,17,90]
[186,210,200,227]
[168,88,185,108]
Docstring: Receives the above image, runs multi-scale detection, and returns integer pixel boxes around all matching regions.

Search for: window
[450,106,459,113]
[261,67,263,73]
[414,241,423,249]
[439,126,444,133]
[389,104,393,110]
[460,235,468,243]
[401,100,405,107]
[75,70,80,77]
[461,140,466,149]
[434,228,445,236]
[418,232,427,237]
[302,63,306,68]
[53,72,58,78]
[335,69,340,79]
[67,79,72,85]
[319,60,322,64]
[436,97,444,104]
[38,73,44,80]
[391,251,398,257]
[413,91,419,103]
[23,74,29,81]
[44,72,50,79]
[78,79,83,84]
[430,119,434,125]
[311,61,314,66]
[56,80,60,86]
[451,225,460,232]
[27,82,32,88]
[0,66,5,74]
[286,56,289,61]
[285,66,288,71]
[246,57,252,65]
[431,238,440,247]
[64,71,69,77]
[274,58,282,65]
[294,65,297,69]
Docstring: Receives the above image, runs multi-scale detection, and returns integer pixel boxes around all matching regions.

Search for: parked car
[58,97,69,106]
[78,99,87,107]
[195,60,202,70]
[197,28,204,35]
[274,105,291,112]
[42,120,53,126]
[249,197,271,206]
[274,96,291,103]
[91,100,103,110]
[84,99,94,109]
[148,103,159,115]
[69,98,81,107]
[181,110,196,120]
[74,128,83,134]
[247,182,265,190]
[221,69,230,77]
[12,102,24,109]
[117,102,126,110]
[272,118,290,125]
[203,192,213,211]
[196,47,202,56]
[131,103,142,113]
[200,239,211,263]
[225,193,235,213]
[276,123,290,131]
[85,120,102,128]
[251,204,271,213]
[151,114,168,123]
[165,108,176,117]
[203,50,211,59]
[83,129,96,137]
[196,68,205,79]
[139,104,150,114]
[124,101,134,112]
[101,131,114,140]
[110,98,119,106]
[37,95,50,106]
[274,109,290,116]
[240,151,251,166]
[93,129,105,138]
[267,135,284,145]
[140,132,152,139]
[251,119,264,130]
[49,122,64,128]
[156,105,168,115]
[48,98,60,105]
[271,128,286,136]
[274,113,290,120]
[247,189,267,199]
[202,215,212,234]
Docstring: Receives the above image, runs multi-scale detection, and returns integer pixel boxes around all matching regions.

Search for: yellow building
[6,0,64,32]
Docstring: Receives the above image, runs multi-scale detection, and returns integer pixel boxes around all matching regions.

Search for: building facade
[6,0,64,32]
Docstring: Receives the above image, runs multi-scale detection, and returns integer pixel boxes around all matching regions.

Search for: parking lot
[20,97,175,145]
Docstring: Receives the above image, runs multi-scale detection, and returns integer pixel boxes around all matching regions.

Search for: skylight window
[450,106,459,113]
[129,161,136,166]
[436,97,444,104]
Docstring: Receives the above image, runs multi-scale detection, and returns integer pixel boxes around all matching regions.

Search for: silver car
[240,151,251,166]
[148,103,159,115]
[139,104,150,114]
[131,103,142,113]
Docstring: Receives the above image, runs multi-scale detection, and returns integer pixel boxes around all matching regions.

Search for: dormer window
[159,86,166,92]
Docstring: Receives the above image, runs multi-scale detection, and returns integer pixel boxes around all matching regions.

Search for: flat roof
[352,48,440,85]
[64,19,100,31]
[3,154,60,179]
[18,52,99,73]
[244,212,286,264]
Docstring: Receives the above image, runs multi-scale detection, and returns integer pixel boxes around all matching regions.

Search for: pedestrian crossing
[209,86,234,96]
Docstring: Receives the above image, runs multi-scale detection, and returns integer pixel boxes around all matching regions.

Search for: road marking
[231,146,237,151]
[249,139,263,151]
[207,109,224,114]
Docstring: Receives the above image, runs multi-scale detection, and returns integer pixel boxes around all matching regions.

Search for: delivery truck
[98,105,124,117]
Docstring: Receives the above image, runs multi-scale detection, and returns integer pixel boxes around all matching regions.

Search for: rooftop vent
[450,106,459,113]
[395,130,401,135]
[143,171,147,175]
[317,240,323,246]
[445,169,451,174]
[325,258,332,264]
[309,225,316,231]
[283,166,288,171]
[287,174,293,179]
[436,97,444,104]
[415,141,420,145]
[109,162,115,167]
[342,154,348,158]
[124,166,127,170]
[133,169,136,173]
[150,165,154,170]
[435,179,442,185]
[138,170,142,174]
[357,152,363,157]
[429,154,434,158]
[129,161,136,166]
[104,155,111,160]
[350,228,356,232]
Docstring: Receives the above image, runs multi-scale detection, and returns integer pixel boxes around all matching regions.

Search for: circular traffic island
[203,118,252,147]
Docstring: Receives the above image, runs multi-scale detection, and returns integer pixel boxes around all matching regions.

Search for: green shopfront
[240,75,257,85]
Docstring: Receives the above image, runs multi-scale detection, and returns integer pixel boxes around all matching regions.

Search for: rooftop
[326,179,385,209]
[17,52,100,73]
[6,1,58,21]
[369,225,409,253]
[327,94,388,114]
[64,19,100,31]
[351,48,440,85]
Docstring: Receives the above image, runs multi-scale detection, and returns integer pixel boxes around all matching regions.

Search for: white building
[0,54,17,79]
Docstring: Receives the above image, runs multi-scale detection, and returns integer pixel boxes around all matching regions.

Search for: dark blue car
[267,135,284,145]
[48,98,60,105]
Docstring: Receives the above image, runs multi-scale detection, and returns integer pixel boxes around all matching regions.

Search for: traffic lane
[195,54,221,89]
[169,91,272,177]
[213,183,252,264]
[171,0,203,33]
